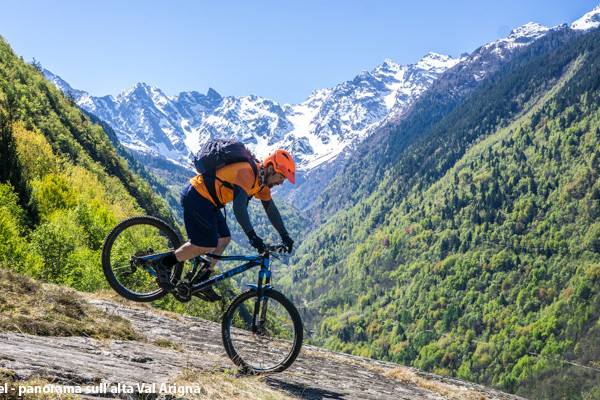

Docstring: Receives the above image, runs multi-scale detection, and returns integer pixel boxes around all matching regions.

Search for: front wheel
[101,216,182,302]
[222,289,303,374]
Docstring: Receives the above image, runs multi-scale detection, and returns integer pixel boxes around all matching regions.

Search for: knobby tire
[101,215,182,302]
[222,289,303,374]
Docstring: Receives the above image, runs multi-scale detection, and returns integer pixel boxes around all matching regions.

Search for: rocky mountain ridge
[43,6,600,209]
[44,52,460,170]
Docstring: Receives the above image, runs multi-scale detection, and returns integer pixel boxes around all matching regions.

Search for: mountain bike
[101,215,303,374]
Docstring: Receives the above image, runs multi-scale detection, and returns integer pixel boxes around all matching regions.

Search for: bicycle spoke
[222,289,302,373]
[102,216,182,302]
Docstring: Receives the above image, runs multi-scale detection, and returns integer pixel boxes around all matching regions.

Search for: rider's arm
[233,185,254,234]
[234,185,266,252]
[261,199,288,238]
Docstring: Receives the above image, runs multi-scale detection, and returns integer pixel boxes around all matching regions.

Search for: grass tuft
[0,267,141,340]
[0,371,81,400]
[172,368,300,400]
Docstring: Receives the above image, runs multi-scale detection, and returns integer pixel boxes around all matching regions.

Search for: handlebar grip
[266,244,286,253]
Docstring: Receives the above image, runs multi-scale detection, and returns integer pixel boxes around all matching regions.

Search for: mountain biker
[153,149,296,302]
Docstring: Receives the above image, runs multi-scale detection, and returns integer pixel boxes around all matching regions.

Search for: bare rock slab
[0,299,524,400]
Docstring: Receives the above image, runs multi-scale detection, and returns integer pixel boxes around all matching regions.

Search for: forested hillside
[284,27,600,398]
[0,36,179,291]
[0,34,311,324]
[311,27,580,225]
[81,110,188,224]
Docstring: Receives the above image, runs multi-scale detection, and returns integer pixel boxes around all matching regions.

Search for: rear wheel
[222,289,303,373]
[101,216,182,302]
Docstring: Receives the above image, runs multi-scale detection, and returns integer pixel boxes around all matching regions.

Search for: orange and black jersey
[190,162,271,207]
[189,162,288,239]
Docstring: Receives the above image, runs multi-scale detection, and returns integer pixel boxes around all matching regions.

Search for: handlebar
[205,243,288,261]
[265,244,287,253]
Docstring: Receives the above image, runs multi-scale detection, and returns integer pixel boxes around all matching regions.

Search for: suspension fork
[252,257,271,333]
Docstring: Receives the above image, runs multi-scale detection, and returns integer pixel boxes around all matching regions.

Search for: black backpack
[193,138,259,208]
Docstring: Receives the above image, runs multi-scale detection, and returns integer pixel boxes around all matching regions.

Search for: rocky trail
[0,298,523,400]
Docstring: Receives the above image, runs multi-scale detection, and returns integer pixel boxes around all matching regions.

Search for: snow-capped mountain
[309,9,598,218]
[43,4,600,210]
[425,4,600,93]
[282,52,461,171]
[571,4,600,30]
[476,22,550,65]
[45,52,460,176]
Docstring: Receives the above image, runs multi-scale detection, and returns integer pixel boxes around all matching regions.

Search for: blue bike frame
[190,253,271,293]
[137,245,285,334]
[137,251,274,296]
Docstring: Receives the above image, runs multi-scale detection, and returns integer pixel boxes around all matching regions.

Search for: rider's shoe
[151,254,175,292]
[192,268,222,302]
[193,286,222,302]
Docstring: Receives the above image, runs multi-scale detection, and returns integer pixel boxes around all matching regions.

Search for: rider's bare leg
[207,236,231,269]
[174,236,231,270]
[173,237,230,302]
[174,242,214,263]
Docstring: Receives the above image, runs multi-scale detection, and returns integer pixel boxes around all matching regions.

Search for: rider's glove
[247,230,266,254]
[281,234,294,254]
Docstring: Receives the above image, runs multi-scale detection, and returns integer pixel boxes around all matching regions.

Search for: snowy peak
[119,82,161,102]
[372,53,460,78]
[571,4,600,31]
[374,58,410,77]
[467,21,553,68]
[478,3,600,54]
[173,88,223,111]
[280,53,461,170]
[415,52,461,72]
[206,88,222,102]
[507,22,550,42]
[200,94,292,151]
[482,22,550,54]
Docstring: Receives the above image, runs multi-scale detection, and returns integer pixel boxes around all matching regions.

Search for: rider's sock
[161,252,178,268]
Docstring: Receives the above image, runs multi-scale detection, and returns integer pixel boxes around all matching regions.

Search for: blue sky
[0,1,597,104]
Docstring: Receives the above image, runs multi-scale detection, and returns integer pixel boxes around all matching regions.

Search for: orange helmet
[263,149,296,184]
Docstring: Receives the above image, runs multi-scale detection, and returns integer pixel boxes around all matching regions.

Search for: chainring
[172,282,192,302]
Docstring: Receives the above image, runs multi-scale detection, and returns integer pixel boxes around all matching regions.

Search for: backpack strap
[203,161,259,208]
[248,160,258,190]
[203,175,225,208]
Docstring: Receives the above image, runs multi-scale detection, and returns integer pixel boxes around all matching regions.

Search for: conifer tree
[0,82,38,226]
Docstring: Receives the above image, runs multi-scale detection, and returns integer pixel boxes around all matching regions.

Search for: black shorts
[180,182,230,247]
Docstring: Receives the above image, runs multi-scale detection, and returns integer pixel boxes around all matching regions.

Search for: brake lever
[265,244,288,259]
